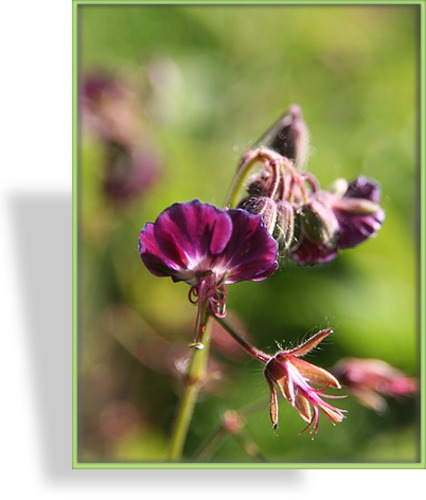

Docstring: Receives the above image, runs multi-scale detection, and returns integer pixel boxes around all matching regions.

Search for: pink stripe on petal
[291,357,341,388]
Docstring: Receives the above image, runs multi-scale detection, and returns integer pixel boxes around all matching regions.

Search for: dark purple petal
[139,223,183,277]
[221,209,279,283]
[333,176,385,248]
[335,208,385,249]
[139,201,278,285]
[153,200,233,268]
[139,200,242,283]
[292,236,338,265]
[344,176,381,203]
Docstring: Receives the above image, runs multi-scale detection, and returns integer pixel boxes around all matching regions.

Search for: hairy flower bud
[246,167,273,197]
[300,200,339,246]
[238,196,277,235]
[254,104,309,168]
[274,200,295,251]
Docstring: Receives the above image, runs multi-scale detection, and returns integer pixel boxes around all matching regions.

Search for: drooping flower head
[331,357,417,414]
[139,200,278,343]
[243,166,385,266]
[231,105,385,266]
[264,328,346,437]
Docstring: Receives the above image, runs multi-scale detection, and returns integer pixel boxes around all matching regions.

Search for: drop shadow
[10,192,301,485]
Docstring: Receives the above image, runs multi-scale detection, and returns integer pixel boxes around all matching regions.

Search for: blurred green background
[77,3,420,464]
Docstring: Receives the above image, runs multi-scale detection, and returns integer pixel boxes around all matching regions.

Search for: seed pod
[300,199,339,247]
[238,196,277,235]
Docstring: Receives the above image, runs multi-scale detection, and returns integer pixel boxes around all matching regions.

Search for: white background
[0,1,424,498]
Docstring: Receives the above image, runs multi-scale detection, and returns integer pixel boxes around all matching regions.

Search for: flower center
[188,273,228,318]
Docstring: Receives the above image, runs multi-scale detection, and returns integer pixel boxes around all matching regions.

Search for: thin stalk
[194,425,226,461]
[225,149,262,209]
[167,302,212,460]
[214,316,270,363]
[194,405,268,462]
[234,430,268,462]
[225,147,287,209]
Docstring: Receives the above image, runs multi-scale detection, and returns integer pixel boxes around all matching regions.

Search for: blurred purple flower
[81,71,163,205]
[139,200,278,317]
[332,357,417,413]
[81,72,131,143]
[264,328,346,436]
[102,142,161,203]
[292,176,385,265]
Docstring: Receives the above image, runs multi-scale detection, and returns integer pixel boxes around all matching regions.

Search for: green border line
[72,0,426,469]
[72,0,79,469]
[72,1,424,5]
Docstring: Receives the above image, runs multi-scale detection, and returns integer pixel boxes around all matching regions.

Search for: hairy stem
[214,316,270,363]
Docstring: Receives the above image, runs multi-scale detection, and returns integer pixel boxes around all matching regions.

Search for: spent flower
[264,328,346,436]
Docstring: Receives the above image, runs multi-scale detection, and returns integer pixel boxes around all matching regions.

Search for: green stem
[167,304,212,460]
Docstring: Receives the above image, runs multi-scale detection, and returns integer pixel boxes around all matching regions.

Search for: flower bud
[254,104,309,168]
[246,167,273,197]
[274,200,295,251]
[300,199,339,246]
[238,196,277,235]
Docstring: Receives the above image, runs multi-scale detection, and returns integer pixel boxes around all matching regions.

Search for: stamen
[209,285,227,318]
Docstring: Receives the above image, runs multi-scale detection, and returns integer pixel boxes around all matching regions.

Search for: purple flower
[264,328,346,436]
[139,200,279,318]
[292,176,385,265]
